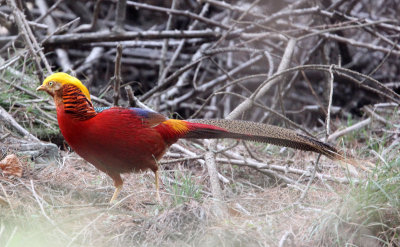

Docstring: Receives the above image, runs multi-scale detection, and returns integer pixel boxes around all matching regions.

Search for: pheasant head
[36,72,91,100]
[37,73,96,120]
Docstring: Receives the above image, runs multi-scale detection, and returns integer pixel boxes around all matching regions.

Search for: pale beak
[36,85,46,91]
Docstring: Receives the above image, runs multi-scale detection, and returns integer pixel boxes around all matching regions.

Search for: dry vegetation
[1,0,400,246]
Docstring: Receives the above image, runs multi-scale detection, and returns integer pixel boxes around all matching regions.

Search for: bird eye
[49,81,54,86]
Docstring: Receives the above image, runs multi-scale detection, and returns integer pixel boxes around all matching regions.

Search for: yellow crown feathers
[42,72,91,100]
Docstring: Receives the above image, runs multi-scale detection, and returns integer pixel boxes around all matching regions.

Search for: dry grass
[0,146,355,246]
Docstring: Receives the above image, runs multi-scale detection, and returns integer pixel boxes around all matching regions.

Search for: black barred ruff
[62,84,97,121]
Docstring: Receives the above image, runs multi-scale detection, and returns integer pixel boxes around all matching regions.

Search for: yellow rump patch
[42,72,91,100]
[163,119,189,134]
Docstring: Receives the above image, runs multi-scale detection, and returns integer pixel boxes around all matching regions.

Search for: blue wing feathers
[94,106,111,113]
[94,106,167,126]
[129,108,154,118]
[95,106,155,118]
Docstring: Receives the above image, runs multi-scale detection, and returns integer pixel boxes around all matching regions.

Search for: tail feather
[184,119,342,161]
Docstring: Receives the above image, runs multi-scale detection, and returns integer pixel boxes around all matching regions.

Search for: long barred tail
[183,119,343,161]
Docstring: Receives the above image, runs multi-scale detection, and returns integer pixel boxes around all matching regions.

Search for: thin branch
[34,0,64,23]
[228,38,297,119]
[6,0,52,79]
[113,0,126,32]
[0,106,39,141]
[327,118,371,142]
[124,85,136,107]
[44,30,225,46]
[325,65,335,138]
[127,1,228,30]
[113,43,123,106]
[155,0,176,110]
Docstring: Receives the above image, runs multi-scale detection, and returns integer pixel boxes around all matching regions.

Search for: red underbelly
[59,115,168,174]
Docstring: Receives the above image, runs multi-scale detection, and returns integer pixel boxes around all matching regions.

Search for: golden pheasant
[37,73,349,203]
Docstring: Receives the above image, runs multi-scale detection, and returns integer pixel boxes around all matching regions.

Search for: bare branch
[113,43,123,106]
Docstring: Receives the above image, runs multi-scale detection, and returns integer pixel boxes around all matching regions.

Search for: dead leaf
[0,154,23,177]
[0,196,8,206]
